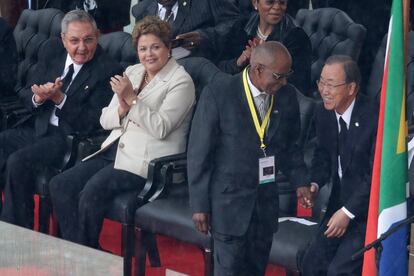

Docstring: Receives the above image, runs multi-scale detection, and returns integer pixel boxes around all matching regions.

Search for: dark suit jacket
[311,94,378,222]
[132,0,240,61]
[16,38,122,136]
[42,0,131,31]
[188,72,309,236]
[0,17,17,95]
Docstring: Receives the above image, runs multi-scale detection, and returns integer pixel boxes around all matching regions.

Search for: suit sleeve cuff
[341,207,355,219]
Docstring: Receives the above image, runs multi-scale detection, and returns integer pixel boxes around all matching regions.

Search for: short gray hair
[61,9,97,34]
[325,55,361,88]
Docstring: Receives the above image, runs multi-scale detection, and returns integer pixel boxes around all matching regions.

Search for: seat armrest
[58,130,109,172]
[138,152,187,203]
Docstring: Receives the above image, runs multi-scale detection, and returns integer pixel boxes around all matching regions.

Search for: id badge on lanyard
[242,68,276,185]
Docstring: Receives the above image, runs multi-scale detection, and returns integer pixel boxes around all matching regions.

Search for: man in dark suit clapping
[188,41,312,276]
[0,9,122,229]
[300,55,378,276]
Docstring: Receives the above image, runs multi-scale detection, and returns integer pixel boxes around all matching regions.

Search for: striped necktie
[257,94,269,121]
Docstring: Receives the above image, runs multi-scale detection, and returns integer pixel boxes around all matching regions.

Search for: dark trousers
[49,156,146,248]
[0,126,66,228]
[212,203,274,276]
[300,218,366,276]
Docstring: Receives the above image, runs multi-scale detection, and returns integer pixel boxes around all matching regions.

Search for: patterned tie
[257,94,269,121]
[61,64,74,94]
[83,0,98,11]
[163,4,174,24]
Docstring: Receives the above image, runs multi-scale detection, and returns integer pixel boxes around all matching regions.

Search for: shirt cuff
[341,207,355,219]
[55,94,67,109]
[32,95,44,107]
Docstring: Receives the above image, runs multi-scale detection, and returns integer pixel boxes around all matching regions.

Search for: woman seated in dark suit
[49,16,195,248]
[219,0,312,95]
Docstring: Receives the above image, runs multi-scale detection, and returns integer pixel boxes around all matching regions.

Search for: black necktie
[163,5,174,24]
[338,116,348,163]
[61,64,74,93]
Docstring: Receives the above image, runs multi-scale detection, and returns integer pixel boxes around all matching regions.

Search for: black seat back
[296,8,366,98]
[98,31,138,70]
[13,8,64,92]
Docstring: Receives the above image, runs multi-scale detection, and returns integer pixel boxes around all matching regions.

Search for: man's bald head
[249,41,293,95]
[250,41,292,70]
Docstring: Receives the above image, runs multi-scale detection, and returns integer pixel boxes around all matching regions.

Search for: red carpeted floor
[33,196,311,276]
[98,219,286,276]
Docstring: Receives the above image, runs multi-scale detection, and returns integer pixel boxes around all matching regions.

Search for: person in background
[49,16,195,248]
[132,0,240,62]
[219,0,312,96]
[39,0,132,33]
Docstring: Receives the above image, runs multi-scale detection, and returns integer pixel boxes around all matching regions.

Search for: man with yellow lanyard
[188,41,312,275]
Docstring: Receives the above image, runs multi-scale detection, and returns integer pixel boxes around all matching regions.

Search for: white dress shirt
[335,99,356,219]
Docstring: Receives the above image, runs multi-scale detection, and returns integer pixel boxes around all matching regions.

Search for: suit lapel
[66,62,91,97]
[341,97,363,173]
[51,56,66,81]
[172,0,191,37]
[327,111,339,167]
[266,95,281,142]
[147,1,158,17]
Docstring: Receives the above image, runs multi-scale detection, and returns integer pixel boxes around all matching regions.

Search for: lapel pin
[355,122,359,127]
[84,85,89,90]
[273,110,279,114]
[183,1,187,6]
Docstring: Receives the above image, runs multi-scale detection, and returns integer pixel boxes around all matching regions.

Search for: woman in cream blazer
[87,55,194,178]
[49,16,195,248]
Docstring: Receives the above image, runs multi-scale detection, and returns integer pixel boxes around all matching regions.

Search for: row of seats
[1,7,414,276]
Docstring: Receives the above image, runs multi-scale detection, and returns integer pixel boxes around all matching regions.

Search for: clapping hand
[110,73,135,105]
[31,77,64,105]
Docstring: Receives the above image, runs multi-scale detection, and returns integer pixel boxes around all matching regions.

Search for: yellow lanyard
[242,68,274,155]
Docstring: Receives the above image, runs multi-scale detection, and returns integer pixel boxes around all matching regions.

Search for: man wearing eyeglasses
[300,55,378,276]
[0,10,121,229]
[188,41,312,275]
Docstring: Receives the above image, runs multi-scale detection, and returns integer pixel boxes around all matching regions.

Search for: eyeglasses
[262,65,293,80]
[316,79,348,91]
[263,0,287,6]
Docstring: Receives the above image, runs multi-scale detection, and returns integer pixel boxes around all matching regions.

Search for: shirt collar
[335,98,355,130]
[246,69,267,98]
[64,54,83,79]
[157,2,179,21]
